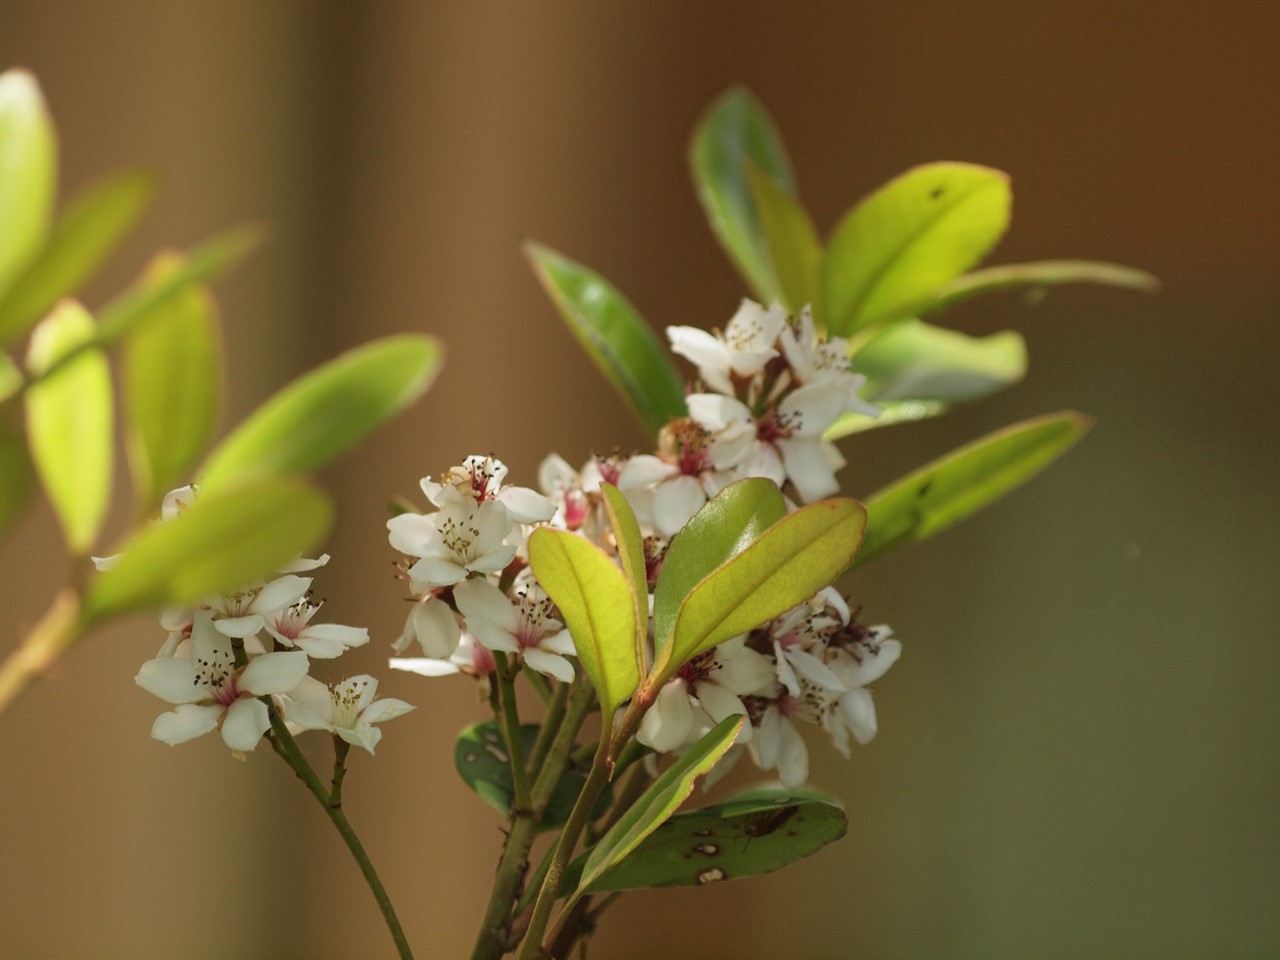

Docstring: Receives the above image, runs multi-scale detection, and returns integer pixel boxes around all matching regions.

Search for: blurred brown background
[2,2,1277,958]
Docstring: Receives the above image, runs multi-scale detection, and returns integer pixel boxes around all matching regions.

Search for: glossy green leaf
[825,400,949,441]
[0,168,155,346]
[23,301,112,553]
[662,499,866,679]
[652,478,786,651]
[0,70,56,301]
[0,352,19,403]
[601,482,650,684]
[822,163,1011,336]
[83,478,332,621]
[525,242,686,437]
[690,87,794,303]
[528,526,640,714]
[125,252,223,508]
[0,422,35,536]
[197,334,441,492]
[576,787,847,892]
[576,715,744,897]
[855,411,1092,568]
[747,161,822,314]
[922,259,1160,315]
[852,318,1026,404]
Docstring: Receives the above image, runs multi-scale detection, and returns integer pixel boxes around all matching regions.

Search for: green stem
[493,653,532,812]
[521,665,553,704]
[268,708,413,960]
[330,736,351,807]
[527,681,569,777]
[0,588,84,718]
[470,679,596,960]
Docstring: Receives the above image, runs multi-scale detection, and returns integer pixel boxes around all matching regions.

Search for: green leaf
[652,478,786,651]
[528,526,640,715]
[825,400,949,441]
[746,161,822,314]
[922,259,1160,315]
[124,251,223,508]
[600,482,650,684]
[0,352,20,403]
[855,411,1092,568]
[0,422,35,536]
[525,242,686,437]
[689,87,795,303]
[852,318,1027,404]
[0,70,57,302]
[0,168,155,346]
[576,787,847,892]
[661,499,866,679]
[196,334,441,492]
[23,300,112,553]
[454,721,611,832]
[83,478,332,621]
[576,715,744,896]
[822,163,1012,336]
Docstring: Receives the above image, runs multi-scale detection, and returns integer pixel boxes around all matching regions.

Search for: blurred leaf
[197,334,441,492]
[747,161,822,314]
[528,526,640,715]
[922,259,1160,315]
[822,163,1011,335]
[575,787,847,892]
[454,721,611,832]
[0,168,155,346]
[83,478,332,621]
[125,251,223,509]
[825,400,949,440]
[662,499,866,678]
[601,483,650,684]
[652,478,785,652]
[0,352,20,402]
[576,715,744,897]
[854,411,1092,568]
[0,70,57,301]
[690,87,794,303]
[852,318,1027,403]
[23,300,111,553]
[0,421,35,536]
[525,242,686,437]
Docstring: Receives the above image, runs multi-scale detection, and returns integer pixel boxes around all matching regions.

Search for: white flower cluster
[389,300,901,788]
[132,486,413,756]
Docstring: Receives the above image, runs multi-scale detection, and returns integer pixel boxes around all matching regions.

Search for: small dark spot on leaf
[930,186,945,199]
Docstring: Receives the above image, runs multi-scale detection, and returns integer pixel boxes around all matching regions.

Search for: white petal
[300,623,369,656]
[337,724,382,755]
[637,680,695,753]
[838,638,903,688]
[240,650,310,696]
[497,486,556,523]
[151,704,223,745]
[755,706,784,768]
[523,648,575,683]
[740,441,787,487]
[537,629,577,657]
[787,648,846,692]
[390,657,461,678]
[360,698,415,725]
[467,543,518,574]
[283,676,334,728]
[454,579,520,633]
[687,393,752,432]
[780,382,849,437]
[407,556,467,588]
[252,576,312,615]
[386,513,436,556]
[277,553,331,573]
[775,719,810,788]
[221,698,271,752]
[715,645,777,695]
[776,438,839,502]
[839,687,878,745]
[136,657,202,705]
[91,554,120,572]
[537,453,577,496]
[652,476,707,538]
[214,614,266,639]
[619,454,680,489]
[694,681,751,742]
[405,597,462,658]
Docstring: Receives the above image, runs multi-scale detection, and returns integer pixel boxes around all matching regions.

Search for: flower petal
[523,648,575,683]
[637,679,695,753]
[221,698,271,751]
[652,476,707,538]
[240,650,310,696]
[389,657,461,678]
[136,656,202,704]
[151,704,224,745]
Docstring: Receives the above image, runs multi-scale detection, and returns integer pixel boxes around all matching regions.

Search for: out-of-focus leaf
[0,352,20,402]
[454,721,611,833]
[601,483,650,684]
[575,715,744,897]
[197,334,441,492]
[83,478,332,621]
[825,400,949,440]
[528,526,640,715]
[690,87,795,303]
[0,422,35,536]
[652,478,786,652]
[852,318,1027,404]
[0,70,57,302]
[23,300,111,553]
[747,161,822,314]
[125,251,223,508]
[573,787,847,892]
[854,411,1092,568]
[0,169,155,346]
[922,259,1160,315]
[661,499,865,679]
[822,163,1011,335]
[525,242,686,437]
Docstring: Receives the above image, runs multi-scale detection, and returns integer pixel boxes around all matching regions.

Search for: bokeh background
[2,2,1277,958]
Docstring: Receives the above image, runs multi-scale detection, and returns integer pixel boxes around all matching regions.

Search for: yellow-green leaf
[747,161,822,315]
[0,70,57,302]
[922,259,1160,315]
[0,421,35,536]
[825,400,949,441]
[852,318,1027,404]
[601,482,650,684]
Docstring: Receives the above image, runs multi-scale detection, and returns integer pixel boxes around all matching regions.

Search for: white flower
[752,699,814,788]
[283,675,414,755]
[264,596,368,659]
[392,594,461,657]
[823,625,901,755]
[779,308,881,417]
[538,453,618,534]
[768,590,849,696]
[136,612,309,752]
[205,574,313,639]
[422,455,555,524]
[388,500,518,590]
[455,576,576,682]
[391,632,496,680]
[618,422,735,538]
[667,299,787,394]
